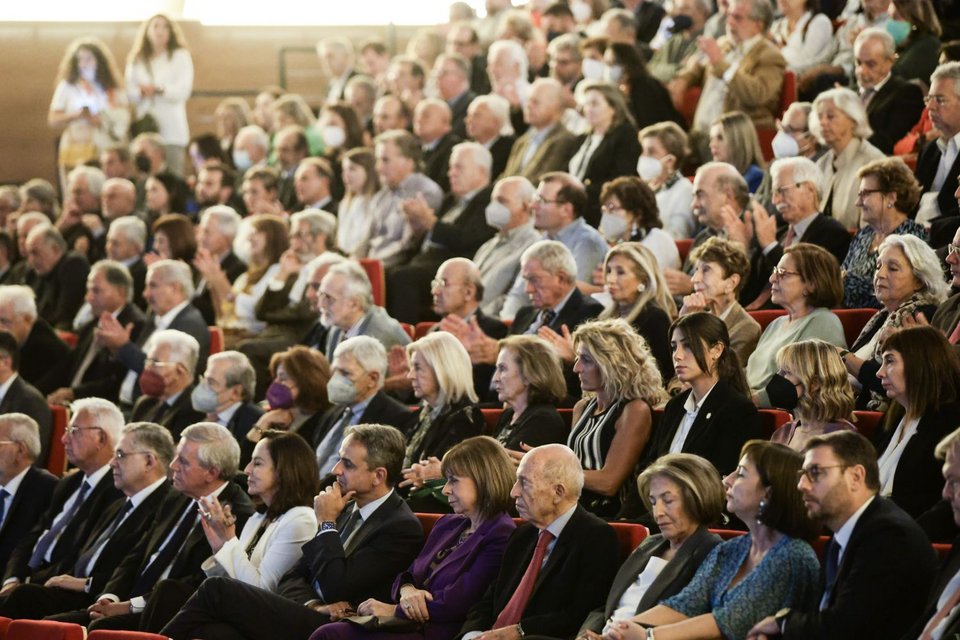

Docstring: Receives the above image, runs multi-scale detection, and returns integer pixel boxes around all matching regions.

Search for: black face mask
[671,14,694,32]
[546,30,564,42]
[766,373,799,411]
[134,152,152,174]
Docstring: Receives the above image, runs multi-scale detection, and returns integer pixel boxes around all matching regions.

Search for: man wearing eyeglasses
[747,430,936,639]
[917,62,960,248]
[930,226,960,350]
[2,398,123,595]
[130,330,205,443]
[0,423,174,621]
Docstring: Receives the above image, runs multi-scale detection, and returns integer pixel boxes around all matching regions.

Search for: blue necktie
[0,488,9,527]
[29,480,90,569]
[130,502,198,597]
[74,499,133,575]
[820,538,840,610]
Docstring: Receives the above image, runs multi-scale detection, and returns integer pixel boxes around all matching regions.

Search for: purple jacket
[390,512,515,640]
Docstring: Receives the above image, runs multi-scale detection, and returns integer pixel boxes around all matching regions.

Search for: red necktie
[920,582,960,640]
[493,530,554,628]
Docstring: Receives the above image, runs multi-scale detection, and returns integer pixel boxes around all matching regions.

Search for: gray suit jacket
[323,307,411,362]
[725,302,761,365]
[579,527,722,633]
[501,122,579,183]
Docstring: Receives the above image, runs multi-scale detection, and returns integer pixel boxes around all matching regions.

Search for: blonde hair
[572,318,665,406]
[776,339,854,424]
[407,332,478,406]
[599,243,677,321]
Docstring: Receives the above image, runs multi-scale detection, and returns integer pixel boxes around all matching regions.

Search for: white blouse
[877,416,921,497]
[227,263,282,333]
[771,12,834,73]
[125,48,194,146]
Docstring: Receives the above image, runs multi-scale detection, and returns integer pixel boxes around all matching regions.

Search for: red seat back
[679,86,702,127]
[88,632,170,640]
[779,70,797,119]
[47,405,69,476]
[480,408,503,436]
[747,309,787,332]
[6,620,85,640]
[833,308,876,347]
[208,326,224,355]
[415,322,435,339]
[400,323,416,340]
[757,409,792,438]
[852,411,884,440]
[675,239,693,264]
[358,258,386,307]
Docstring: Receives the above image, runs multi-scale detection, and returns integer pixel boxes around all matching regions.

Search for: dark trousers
[0,583,92,619]
[161,576,330,640]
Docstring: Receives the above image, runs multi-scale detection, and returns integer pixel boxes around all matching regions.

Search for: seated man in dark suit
[916,62,960,248]
[3,398,124,592]
[387,141,495,323]
[60,422,254,633]
[932,224,960,356]
[105,217,149,311]
[0,330,52,466]
[315,336,416,478]
[47,260,147,406]
[415,98,461,194]
[901,426,960,638]
[97,259,211,410]
[131,329,205,442]
[193,206,246,326]
[0,413,57,570]
[459,444,619,639]
[435,54,476,140]
[748,431,937,639]
[191,350,263,468]
[24,225,90,330]
[855,28,924,155]
[0,284,70,396]
[159,423,425,640]
[0,422,174,620]
[466,94,516,181]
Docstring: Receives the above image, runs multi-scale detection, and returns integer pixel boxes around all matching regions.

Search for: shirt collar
[128,476,167,509]
[550,286,576,315]
[0,373,18,404]
[1,465,31,498]
[349,393,375,416]
[791,211,819,239]
[84,463,113,491]
[937,130,960,155]
[684,381,718,412]
[155,300,190,329]
[356,488,395,521]
[833,494,876,551]
[217,402,242,426]
[544,502,578,539]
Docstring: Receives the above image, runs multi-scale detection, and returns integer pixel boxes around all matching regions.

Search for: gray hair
[497,175,536,204]
[770,156,825,200]
[122,422,176,469]
[936,425,960,460]
[0,285,37,320]
[90,259,134,303]
[878,235,951,303]
[200,206,242,239]
[602,8,638,36]
[435,52,472,80]
[16,212,52,235]
[0,413,41,461]
[547,33,583,62]
[452,141,493,176]
[145,329,200,375]
[147,259,195,299]
[810,87,873,143]
[335,335,388,389]
[470,94,514,136]
[108,216,147,251]
[291,209,337,245]
[208,350,256,402]
[306,252,348,281]
[406,332,478,406]
[729,0,774,30]
[67,165,106,198]
[345,74,378,101]
[326,261,374,311]
[26,225,67,254]
[236,125,270,153]
[854,27,896,59]
[488,39,529,80]
[181,422,240,479]
[70,397,124,445]
[783,101,813,125]
[931,62,960,97]
[317,36,355,62]
[521,240,578,284]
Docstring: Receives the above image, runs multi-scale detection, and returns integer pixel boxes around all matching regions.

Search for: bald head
[524,78,565,129]
[431,257,482,317]
[374,95,410,135]
[101,178,137,220]
[512,444,584,527]
[414,99,453,145]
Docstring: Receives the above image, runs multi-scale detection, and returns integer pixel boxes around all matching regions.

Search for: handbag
[130,111,159,137]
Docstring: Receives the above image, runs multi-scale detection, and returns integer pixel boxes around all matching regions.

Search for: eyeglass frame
[770,266,802,280]
[797,464,848,483]
[114,449,153,461]
[65,425,104,438]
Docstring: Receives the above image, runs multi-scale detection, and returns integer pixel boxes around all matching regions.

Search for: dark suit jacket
[502,122,580,183]
[129,258,148,311]
[874,401,960,519]
[511,288,605,336]
[901,535,960,639]
[917,137,960,247]
[644,380,762,477]
[34,251,90,330]
[312,391,416,450]
[932,292,960,358]
[101,482,254,600]
[407,399,485,464]
[449,91,477,140]
[277,490,425,606]
[253,272,315,340]
[62,304,146,402]
[0,466,58,570]
[783,496,937,639]
[393,513,514,640]
[194,251,246,326]
[115,302,211,381]
[579,527,722,633]
[459,505,620,638]
[5,468,124,583]
[428,185,496,260]
[19,318,71,395]
[423,133,462,194]
[867,75,925,154]
[771,213,852,266]
[575,121,642,227]
[489,134,517,180]
[0,376,52,468]
[131,384,207,443]
[225,402,264,468]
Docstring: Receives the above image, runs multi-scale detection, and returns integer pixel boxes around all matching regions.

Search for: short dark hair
[543,2,574,18]
[258,430,321,519]
[742,440,821,541]
[540,171,588,219]
[600,176,662,232]
[0,331,19,371]
[804,431,880,492]
[344,424,407,486]
[881,326,960,420]
[441,436,515,519]
[200,160,237,191]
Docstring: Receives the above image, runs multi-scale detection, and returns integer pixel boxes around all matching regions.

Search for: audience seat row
[0,617,167,640]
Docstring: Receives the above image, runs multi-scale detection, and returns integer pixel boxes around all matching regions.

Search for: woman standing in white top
[126,13,194,175]
[49,37,129,190]
[770,0,834,72]
[874,326,960,519]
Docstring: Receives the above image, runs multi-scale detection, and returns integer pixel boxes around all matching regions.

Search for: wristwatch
[319,521,337,533]
[516,623,525,638]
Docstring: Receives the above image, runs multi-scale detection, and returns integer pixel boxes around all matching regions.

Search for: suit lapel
[604,536,669,617]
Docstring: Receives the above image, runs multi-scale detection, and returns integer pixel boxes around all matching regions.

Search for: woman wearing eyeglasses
[841,158,928,309]
[873,326,960,518]
[746,243,846,408]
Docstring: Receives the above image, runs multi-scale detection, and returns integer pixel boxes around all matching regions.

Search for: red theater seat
[358,258,386,307]
[208,326,224,355]
[758,409,792,438]
[47,405,69,476]
[88,631,171,640]
[6,620,85,640]
[853,411,884,440]
[834,308,876,347]
[415,321,435,338]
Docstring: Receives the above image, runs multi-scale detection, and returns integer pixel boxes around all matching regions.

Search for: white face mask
[637,155,663,182]
[603,64,624,84]
[80,67,97,83]
[570,0,593,22]
[232,149,253,172]
[322,125,347,150]
[599,212,630,242]
[582,58,605,81]
[771,131,801,159]
[485,201,512,229]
